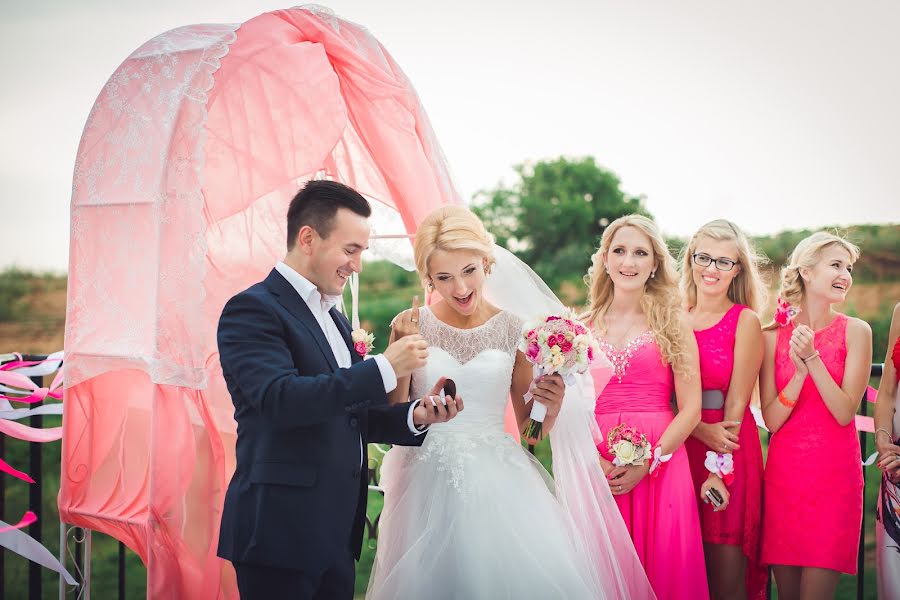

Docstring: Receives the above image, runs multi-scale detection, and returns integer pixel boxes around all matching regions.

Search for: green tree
[472,157,648,288]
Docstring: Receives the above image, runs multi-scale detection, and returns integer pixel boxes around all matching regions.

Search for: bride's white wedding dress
[367,306,606,599]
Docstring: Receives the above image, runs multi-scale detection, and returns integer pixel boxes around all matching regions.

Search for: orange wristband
[778,390,796,408]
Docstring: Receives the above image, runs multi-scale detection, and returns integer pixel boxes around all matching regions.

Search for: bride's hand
[391,295,421,340]
[606,463,650,495]
[530,374,565,417]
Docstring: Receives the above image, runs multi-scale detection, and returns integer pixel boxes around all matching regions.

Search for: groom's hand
[392,295,421,340]
[383,334,428,378]
[412,376,464,427]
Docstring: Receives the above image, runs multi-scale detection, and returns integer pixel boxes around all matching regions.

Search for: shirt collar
[275,262,341,313]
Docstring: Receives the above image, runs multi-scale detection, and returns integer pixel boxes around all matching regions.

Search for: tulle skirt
[367,430,601,599]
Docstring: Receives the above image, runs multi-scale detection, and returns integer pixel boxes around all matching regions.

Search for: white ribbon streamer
[0,520,78,586]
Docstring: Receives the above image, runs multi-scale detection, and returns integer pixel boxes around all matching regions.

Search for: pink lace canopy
[60,6,460,597]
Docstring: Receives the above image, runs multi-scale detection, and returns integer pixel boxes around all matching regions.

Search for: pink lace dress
[761,314,863,573]
[593,333,709,600]
[684,304,766,599]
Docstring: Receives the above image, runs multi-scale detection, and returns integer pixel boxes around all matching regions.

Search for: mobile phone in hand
[705,487,724,508]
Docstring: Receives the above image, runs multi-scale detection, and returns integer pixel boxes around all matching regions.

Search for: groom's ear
[296,225,316,255]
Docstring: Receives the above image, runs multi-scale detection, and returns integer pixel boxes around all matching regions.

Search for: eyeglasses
[692,253,738,272]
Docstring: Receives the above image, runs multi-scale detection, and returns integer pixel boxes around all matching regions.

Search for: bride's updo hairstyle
[583,214,692,374]
[413,206,496,287]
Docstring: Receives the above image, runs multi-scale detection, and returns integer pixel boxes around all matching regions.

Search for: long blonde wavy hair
[412,206,496,285]
[583,215,692,374]
[679,219,769,314]
[764,231,860,330]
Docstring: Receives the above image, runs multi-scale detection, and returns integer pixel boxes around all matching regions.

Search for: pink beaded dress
[593,332,709,600]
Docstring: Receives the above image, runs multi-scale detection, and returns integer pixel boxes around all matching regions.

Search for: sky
[2,0,898,272]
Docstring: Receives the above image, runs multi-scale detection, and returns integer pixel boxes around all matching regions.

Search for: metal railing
[0,358,887,598]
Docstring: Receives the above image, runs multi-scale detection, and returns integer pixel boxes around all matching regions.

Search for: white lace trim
[416,307,522,365]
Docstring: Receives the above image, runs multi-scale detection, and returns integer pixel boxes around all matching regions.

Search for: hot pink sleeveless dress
[593,333,709,600]
[760,314,863,573]
[684,304,766,599]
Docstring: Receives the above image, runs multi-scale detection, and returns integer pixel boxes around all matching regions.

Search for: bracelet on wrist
[876,427,895,442]
[801,350,820,363]
[778,390,797,408]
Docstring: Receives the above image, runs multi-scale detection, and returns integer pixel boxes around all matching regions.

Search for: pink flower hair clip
[774,297,799,327]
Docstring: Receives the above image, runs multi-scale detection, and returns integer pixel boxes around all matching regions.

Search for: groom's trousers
[234,550,355,600]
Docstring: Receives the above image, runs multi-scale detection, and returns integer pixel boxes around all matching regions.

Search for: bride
[366,206,655,599]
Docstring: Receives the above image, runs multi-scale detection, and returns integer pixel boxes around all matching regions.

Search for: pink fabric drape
[60,7,460,598]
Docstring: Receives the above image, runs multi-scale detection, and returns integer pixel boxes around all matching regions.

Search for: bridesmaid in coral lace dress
[680,220,768,600]
[760,232,872,599]
[874,302,900,598]
[585,215,709,600]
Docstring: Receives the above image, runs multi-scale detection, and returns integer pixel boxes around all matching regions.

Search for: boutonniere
[351,328,375,357]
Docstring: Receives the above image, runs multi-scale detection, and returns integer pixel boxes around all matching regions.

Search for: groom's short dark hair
[286,180,372,250]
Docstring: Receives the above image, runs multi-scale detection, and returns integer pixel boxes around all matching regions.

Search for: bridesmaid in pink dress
[873,302,900,597]
[585,215,709,600]
[760,232,872,599]
[680,220,768,600]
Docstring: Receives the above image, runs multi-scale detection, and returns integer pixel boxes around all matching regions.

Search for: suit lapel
[264,269,339,372]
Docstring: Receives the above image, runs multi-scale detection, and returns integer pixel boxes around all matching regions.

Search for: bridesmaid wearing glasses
[681,220,768,600]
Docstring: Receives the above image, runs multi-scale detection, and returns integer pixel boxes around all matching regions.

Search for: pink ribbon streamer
[0,369,63,404]
[0,511,37,533]
[0,418,63,443]
[0,456,35,483]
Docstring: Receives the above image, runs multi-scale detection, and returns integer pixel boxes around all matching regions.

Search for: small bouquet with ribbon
[704,451,735,485]
[517,311,601,439]
[606,424,652,466]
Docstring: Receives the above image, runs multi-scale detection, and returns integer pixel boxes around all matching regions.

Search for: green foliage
[472,157,648,288]
[0,268,32,322]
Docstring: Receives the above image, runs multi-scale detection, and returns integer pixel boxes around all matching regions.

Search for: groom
[217,180,459,599]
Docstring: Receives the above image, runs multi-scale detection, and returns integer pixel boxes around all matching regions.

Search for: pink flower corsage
[351,328,375,357]
[704,451,735,486]
[648,445,672,478]
[774,296,799,327]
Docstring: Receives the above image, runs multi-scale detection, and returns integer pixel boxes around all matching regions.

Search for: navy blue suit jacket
[216,269,423,576]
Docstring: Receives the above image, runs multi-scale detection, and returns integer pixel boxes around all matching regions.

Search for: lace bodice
[411,307,522,434]
[694,304,745,392]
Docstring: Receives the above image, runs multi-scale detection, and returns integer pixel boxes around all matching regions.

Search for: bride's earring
[426,279,434,291]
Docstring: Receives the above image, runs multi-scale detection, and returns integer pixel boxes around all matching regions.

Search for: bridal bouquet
[606,424,652,466]
[518,311,601,439]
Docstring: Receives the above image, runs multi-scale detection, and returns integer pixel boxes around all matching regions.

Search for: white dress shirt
[274,263,425,462]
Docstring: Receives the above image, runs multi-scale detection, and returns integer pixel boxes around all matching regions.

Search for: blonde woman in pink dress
[680,220,768,600]
[585,215,710,600]
[760,232,872,599]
